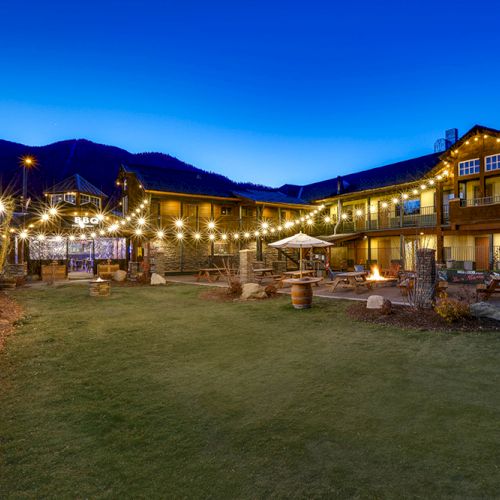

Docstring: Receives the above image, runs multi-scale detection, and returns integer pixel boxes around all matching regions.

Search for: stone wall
[151,240,211,274]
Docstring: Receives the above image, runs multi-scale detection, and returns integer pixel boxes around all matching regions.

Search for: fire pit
[365,266,397,287]
[89,277,111,297]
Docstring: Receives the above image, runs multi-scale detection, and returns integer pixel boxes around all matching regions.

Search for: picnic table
[326,271,372,293]
[253,267,274,277]
[196,268,220,282]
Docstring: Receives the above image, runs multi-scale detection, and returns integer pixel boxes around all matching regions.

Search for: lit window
[51,194,64,204]
[64,193,76,204]
[221,206,232,216]
[80,194,101,208]
[485,154,500,172]
[458,159,480,176]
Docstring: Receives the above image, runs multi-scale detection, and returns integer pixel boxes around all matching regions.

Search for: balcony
[460,195,500,207]
[335,206,439,233]
[449,198,500,226]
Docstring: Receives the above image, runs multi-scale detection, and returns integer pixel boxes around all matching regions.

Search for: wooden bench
[97,264,120,279]
[196,268,221,282]
[41,263,67,282]
[476,278,500,301]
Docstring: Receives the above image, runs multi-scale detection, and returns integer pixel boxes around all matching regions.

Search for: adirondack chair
[476,277,500,301]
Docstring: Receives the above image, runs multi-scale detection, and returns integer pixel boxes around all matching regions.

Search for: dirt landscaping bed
[347,301,500,333]
[0,292,23,350]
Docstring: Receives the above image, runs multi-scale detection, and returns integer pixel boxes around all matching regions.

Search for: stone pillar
[416,248,436,308]
[239,249,256,284]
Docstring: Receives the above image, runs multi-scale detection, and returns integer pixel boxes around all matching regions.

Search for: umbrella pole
[300,246,302,278]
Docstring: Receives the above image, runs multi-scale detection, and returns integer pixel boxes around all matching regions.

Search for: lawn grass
[1,283,499,498]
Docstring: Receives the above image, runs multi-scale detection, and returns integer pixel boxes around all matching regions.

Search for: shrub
[434,295,471,323]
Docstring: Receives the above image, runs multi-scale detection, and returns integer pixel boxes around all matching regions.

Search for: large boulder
[241,282,267,300]
[367,295,392,314]
[113,270,127,282]
[151,273,167,286]
[470,302,500,321]
[367,295,384,309]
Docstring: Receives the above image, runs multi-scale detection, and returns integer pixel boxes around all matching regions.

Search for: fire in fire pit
[366,265,388,282]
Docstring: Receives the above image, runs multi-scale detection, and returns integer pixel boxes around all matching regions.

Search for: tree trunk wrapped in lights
[0,198,15,276]
[407,248,436,309]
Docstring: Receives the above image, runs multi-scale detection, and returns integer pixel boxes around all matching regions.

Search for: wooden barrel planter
[283,277,322,309]
[89,279,111,297]
[291,282,313,309]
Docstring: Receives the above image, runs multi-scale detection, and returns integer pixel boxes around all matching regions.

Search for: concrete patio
[165,273,500,306]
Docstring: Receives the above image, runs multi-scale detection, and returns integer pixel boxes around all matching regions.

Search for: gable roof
[44,173,107,198]
[122,163,310,206]
[280,152,442,202]
[438,124,500,160]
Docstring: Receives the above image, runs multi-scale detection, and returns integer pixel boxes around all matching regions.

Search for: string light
[208,233,215,241]
[176,232,184,240]
[193,232,201,240]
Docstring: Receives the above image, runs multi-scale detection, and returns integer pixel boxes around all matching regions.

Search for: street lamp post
[21,156,33,212]
[20,156,35,265]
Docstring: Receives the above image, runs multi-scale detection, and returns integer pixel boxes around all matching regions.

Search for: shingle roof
[122,163,310,206]
[44,173,107,197]
[232,189,309,206]
[123,163,240,198]
[281,152,442,202]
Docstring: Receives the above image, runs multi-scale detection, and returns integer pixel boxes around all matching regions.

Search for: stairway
[277,248,300,268]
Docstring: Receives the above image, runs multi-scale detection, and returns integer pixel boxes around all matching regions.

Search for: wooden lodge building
[119,124,500,276]
[6,123,500,278]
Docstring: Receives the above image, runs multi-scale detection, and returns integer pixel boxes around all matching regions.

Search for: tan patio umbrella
[269,232,333,278]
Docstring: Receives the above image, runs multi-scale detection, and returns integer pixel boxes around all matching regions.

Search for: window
[459,158,480,176]
[242,207,255,217]
[396,198,420,216]
[221,206,232,216]
[64,193,76,204]
[183,204,197,218]
[80,194,101,208]
[50,194,64,204]
[486,154,500,172]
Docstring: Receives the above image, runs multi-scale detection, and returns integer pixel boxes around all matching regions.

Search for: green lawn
[1,284,499,499]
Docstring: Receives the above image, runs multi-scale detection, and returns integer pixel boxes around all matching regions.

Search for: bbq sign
[73,216,99,227]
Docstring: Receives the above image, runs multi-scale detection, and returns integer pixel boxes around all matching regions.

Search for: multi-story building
[281,124,500,273]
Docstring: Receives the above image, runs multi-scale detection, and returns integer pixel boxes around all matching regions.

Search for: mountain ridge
[0,137,277,200]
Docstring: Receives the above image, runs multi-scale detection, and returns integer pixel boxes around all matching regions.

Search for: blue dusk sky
[0,0,499,186]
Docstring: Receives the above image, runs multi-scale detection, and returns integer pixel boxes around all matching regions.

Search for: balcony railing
[334,206,440,233]
[460,195,500,207]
